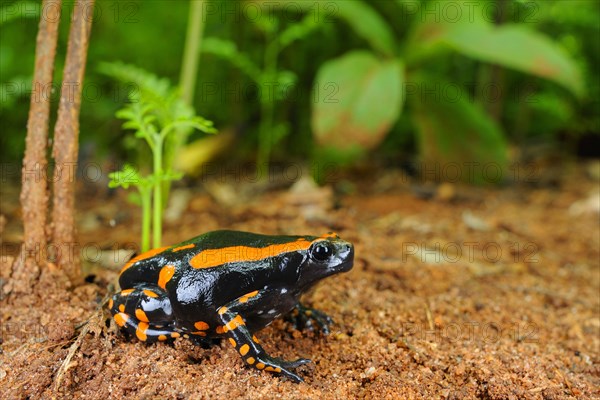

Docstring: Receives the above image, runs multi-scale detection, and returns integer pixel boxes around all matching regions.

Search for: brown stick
[9,0,62,294]
[51,0,95,284]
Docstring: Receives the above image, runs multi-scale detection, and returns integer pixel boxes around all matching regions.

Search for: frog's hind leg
[109,284,181,343]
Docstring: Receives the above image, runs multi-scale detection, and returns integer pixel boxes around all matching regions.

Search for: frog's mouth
[330,243,354,274]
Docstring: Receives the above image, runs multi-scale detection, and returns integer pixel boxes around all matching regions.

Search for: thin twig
[53,312,92,393]
[425,300,434,331]
[53,288,112,393]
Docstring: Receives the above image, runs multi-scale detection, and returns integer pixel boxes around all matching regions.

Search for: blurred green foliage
[201,10,322,175]
[1,0,598,182]
[309,0,586,182]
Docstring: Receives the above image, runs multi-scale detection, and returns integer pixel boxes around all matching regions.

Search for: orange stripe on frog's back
[319,232,338,239]
[189,240,312,269]
[172,243,195,252]
[120,246,170,275]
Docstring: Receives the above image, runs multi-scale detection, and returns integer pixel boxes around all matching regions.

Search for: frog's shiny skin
[109,230,354,382]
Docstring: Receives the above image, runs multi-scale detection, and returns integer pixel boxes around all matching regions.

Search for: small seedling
[103,63,217,251]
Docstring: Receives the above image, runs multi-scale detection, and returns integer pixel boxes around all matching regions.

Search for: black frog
[109,230,354,382]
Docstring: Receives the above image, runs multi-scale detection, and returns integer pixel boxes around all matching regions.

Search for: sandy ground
[0,163,598,399]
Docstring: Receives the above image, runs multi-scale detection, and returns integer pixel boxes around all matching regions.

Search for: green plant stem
[180,0,205,105]
[475,63,492,108]
[139,187,151,252]
[257,37,279,179]
[258,99,274,179]
[153,135,163,248]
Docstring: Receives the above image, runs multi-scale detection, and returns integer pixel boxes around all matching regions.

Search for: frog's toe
[289,304,334,335]
[280,369,304,383]
[275,361,309,383]
[285,358,311,368]
[253,356,311,383]
[307,309,334,334]
[189,335,221,348]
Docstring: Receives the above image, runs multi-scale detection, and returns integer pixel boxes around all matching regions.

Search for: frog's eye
[310,241,333,262]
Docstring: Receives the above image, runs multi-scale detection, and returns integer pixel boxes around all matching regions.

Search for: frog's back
[118,230,312,289]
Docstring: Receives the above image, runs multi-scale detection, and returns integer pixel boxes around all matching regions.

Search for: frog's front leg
[288,302,334,334]
[110,284,181,343]
[216,289,311,383]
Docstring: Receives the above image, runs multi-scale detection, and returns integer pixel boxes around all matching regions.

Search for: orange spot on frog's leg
[229,338,237,347]
[108,298,113,309]
[194,321,209,331]
[118,304,125,313]
[239,344,250,356]
[224,315,245,332]
[158,334,168,341]
[158,265,176,289]
[246,357,255,365]
[136,322,149,341]
[239,290,259,303]
[135,309,149,323]
[114,313,129,327]
[143,289,159,298]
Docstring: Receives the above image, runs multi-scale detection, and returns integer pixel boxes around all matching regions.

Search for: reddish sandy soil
[0,162,598,399]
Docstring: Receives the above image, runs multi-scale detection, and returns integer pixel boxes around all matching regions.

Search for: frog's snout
[338,242,354,272]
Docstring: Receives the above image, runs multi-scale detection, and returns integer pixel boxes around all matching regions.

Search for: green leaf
[312,51,404,153]
[328,0,396,56]
[98,61,171,101]
[279,14,322,49]
[117,101,156,141]
[108,164,151,189]
[202,38,262,82]
[405,0,492,63]
[121,120,140,131]
[115,109,135,121]
[409,75,508,184]
[163,119,217,138]
[404,1,584,98]
[441,24,585,98]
